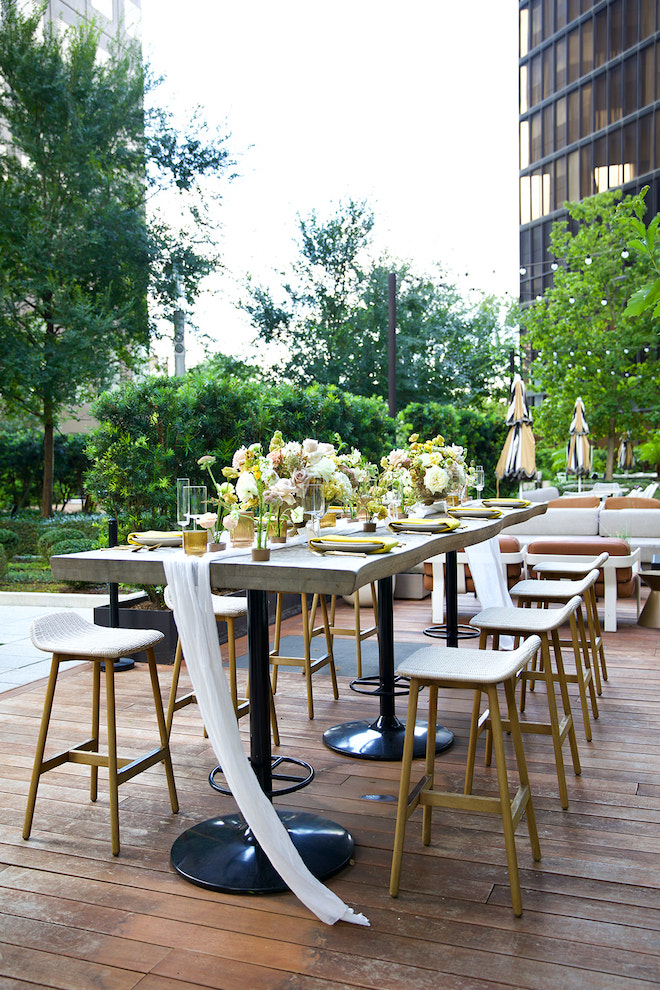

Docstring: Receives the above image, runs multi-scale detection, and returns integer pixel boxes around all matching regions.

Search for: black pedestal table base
[170,810,354,894]
[323,714,453,761]
[323,574,455,761]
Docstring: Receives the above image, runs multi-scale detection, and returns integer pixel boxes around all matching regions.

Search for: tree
[0,1,232,515]
[243,200,512,408]
[521,190,660,478]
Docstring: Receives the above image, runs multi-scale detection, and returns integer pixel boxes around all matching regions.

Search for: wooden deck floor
[1,592,659,989]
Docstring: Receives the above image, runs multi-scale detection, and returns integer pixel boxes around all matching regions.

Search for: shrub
[85,372,396,527]
[0,545,6,581]
[0,527,20,557]
[0,511,40,555]
[47,536,96,557]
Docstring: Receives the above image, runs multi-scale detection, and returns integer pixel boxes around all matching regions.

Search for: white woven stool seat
[30,611,163,659]
[470,596,582,634]
[390,634,543,916]
[164,586,247,618]
[530,552,609,579]
[511,569,599,603]
[396,637,541,686]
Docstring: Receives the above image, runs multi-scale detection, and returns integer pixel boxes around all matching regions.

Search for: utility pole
[388,272,396,418]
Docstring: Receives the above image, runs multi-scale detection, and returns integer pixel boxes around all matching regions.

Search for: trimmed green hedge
[85,373,397,528]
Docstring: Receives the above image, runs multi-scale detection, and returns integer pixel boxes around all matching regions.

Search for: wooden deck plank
[0,594,659,989]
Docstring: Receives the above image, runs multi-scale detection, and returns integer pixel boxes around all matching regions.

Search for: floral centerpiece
[384,434,471,506]
[221,443,280,550]
[197,455,240,546]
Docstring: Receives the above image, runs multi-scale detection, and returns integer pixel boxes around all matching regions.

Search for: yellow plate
[389,517,462,534]
[309,536,400,554]
[447,507,503,519]
[127,531,182,547]
[482,499,531,509]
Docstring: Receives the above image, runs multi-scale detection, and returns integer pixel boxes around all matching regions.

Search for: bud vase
[251,547,271,561]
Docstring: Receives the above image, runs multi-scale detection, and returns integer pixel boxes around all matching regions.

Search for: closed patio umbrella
[566,396,592,492]
[617,432,634,472]
[495,374,536,496]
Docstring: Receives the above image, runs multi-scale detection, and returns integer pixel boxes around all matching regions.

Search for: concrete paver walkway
[0,591,134,693]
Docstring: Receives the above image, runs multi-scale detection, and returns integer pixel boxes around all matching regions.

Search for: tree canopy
[0,0,233,514]
[242,200,513,409]
[521,190,660,477]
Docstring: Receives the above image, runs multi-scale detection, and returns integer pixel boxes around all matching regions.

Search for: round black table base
[100,657,135,672]
[170,810,354,894]
[423,624,480,640]
[323,715,454,761]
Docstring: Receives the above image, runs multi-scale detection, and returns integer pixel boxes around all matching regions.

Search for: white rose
[312,456,336,482]
[236,472,258,501]
[424,465,449,495]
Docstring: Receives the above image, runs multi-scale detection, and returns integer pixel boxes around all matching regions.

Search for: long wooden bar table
[51,502,544,893]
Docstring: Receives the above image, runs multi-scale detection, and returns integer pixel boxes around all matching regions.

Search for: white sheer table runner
[465,536,515,649]
[163,553,369,927]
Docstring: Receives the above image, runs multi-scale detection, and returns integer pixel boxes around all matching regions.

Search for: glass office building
[519,0,660,303]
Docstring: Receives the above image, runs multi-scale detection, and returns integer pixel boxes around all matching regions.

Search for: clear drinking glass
[475,465,485,499]
[176,477,190,528]
[185,485,207,527]
[303,483,325,536]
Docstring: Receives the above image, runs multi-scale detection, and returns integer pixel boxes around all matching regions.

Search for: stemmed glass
[474,465,485,500]
[176,478,190,530]
[303,483,325,537]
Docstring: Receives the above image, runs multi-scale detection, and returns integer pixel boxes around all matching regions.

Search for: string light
[621,250,629,259]
[584,256,593,265]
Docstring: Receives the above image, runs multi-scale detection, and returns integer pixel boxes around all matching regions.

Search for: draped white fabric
[465,537,514,649]
[163,553,369,927]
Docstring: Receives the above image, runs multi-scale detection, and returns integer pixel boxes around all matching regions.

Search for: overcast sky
[140,0,520,369]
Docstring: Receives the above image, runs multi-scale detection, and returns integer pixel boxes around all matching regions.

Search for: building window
[610,0,624,60]
[520,64,529,114]
[581,17,594,74]
[556,154,568,206]
[641,0,656,37]
[521,120,530,169]
[543,47,553,99]
[581,144,594,198]
[568,89,580,144]
[639,112,653,174]
[556,36,568,90]
[531,0,542,48]
[556,95,568,148]
[624,120,638,180]
[531,111,542,163]
[594,134,608,190]
[625,0,639,48]
[609,63,623,123]
[520,175,532,225]
[520,5,529,58]
[557,0,568,31]
[543,104,554,157]
[568,27,580,83]
[624,54,638,117]
[595,7,608,66]
[581,81,593,138]
[595,72,607,130]
[568,149,580,199]
[531,54,542,107]
[641,43,655,107]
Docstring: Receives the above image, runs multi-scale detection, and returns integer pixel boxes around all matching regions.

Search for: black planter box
[93,591,304,665]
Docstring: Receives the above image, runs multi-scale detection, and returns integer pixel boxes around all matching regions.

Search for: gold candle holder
[183,530,208,556]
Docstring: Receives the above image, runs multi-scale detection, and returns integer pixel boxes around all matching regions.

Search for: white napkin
[465,536,514,649]
[163,553,369,927]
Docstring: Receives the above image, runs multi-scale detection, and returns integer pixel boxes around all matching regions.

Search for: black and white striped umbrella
[496,375,536,490]
[566,397,592,491]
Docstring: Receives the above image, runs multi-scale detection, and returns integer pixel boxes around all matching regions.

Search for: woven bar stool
[470,597,583,810]
[389,636,542,917]
[270,592,338,720]
[23,612,178,856]
[309,584,378,681]
[528,552,609,693]
[509,569,600,741]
